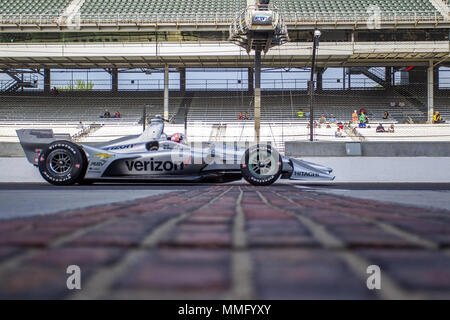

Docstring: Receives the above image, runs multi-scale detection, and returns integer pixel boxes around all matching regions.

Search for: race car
[16,115,334,186]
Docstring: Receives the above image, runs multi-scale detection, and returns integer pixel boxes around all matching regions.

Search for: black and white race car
[17,115,334,186]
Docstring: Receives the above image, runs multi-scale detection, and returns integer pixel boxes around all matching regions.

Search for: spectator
[114,110,121,118]
[51,87,59,96]
[376,123,385,133]
[359,112,366,124]
[297,109,304,118]
[359,108,367,116]
[352,110,358,123]
[238,112,243,120]
[390,101,396,108]
[388,124,395,133]
[433,111,444,124]
[77,121,84,129]
[358,121,367,128]
[319,114,326,124]
[329,114,336,124]
[383,111,389,119]
[335,127,343,138]
[399,101,406,107]
[244,112,249,120]
[103,110,111,118]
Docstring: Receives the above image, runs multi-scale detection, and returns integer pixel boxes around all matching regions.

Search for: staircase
[0,73,38,92]
[348,67,386,87]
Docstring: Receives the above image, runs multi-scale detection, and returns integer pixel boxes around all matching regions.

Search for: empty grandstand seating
[0,95,183,122]
[0,0,70,15]
[186,90,423,124]
[273,0,438,17]
[80,0,246,17]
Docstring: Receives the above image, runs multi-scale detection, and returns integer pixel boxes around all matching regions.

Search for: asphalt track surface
[1,182,450,219]
[1,182,450,299]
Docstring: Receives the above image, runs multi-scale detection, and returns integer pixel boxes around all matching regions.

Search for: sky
[1,67,449,91]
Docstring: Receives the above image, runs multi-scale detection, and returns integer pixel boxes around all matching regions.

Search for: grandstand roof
[0,41,448,69]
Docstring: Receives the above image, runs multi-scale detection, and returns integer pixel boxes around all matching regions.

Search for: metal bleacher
[186,90,424,124]
[0,0,70,15]
[273,0,439,18]
[80,0,246,17]
[0,96,182,122]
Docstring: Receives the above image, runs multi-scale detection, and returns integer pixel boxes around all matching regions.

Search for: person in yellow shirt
[433,111,443,124]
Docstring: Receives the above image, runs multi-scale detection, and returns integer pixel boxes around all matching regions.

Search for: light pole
[309,29,321,142]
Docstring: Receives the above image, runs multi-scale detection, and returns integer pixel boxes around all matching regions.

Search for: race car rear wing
[16,129,72,166]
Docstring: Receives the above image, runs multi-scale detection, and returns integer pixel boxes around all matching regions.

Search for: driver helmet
[171,133,182,143]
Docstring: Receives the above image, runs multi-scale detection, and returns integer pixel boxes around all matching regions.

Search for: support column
[348,70,351,89]
[248,67,254,93]
[111,68,118,92]
[44,69,51,93]
[427,60,434,123]
[164,65,169,120]
[179,67,186,93]
[316,68,324,92]
[254,50,261,143]
[385,67,392,87]
[342,68,346,90]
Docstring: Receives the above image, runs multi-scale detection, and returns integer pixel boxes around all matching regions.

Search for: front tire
[38,141,87,186]
[241,144,282,186]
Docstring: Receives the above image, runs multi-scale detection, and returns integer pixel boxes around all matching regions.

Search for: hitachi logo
[125,159,184,172]
[294,171,319,177]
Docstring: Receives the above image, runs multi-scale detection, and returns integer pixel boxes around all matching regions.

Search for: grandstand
[0,0,70,15]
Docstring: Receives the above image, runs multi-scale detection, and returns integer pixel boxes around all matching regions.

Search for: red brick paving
[0,185,450,299]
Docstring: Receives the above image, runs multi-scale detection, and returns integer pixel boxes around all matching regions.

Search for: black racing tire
[38,140,87,186]
[241,144,282,186]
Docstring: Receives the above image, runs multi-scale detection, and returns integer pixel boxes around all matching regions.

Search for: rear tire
[38,140,87,186]
[241,144,282,186]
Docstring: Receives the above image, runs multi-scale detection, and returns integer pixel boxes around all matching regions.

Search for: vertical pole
[254,49,261,143]
[164,64,169,120]
[385,67,392,88]
[348,69,351,89]
[111,68,118,92]
[309,35,318,142]
[427,60,434,123]
[248,67,254,93]
[44,68,51,93]
[343,67,346,90]
[316,68,323,92]
[179,67,186,93]
[143,105,147,132]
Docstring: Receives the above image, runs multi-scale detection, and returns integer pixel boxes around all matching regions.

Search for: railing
[0,10,443,26]
[46,78,384,91]
[282,10,442,23]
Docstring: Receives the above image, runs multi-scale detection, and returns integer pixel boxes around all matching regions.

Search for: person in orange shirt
[352,110,358,123]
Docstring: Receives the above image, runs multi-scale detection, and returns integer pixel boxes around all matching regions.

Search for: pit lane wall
[285,141,450,183]
[285,141,450,157]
